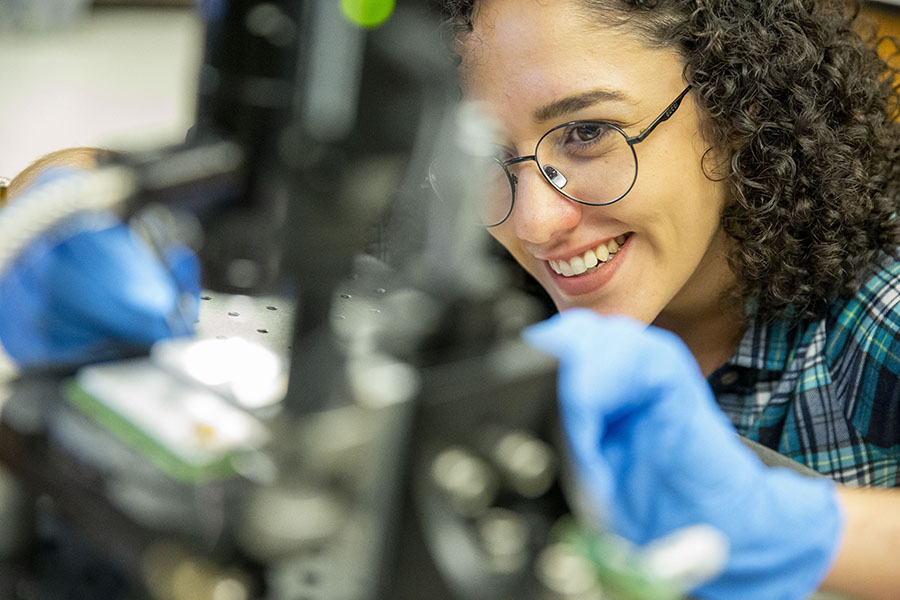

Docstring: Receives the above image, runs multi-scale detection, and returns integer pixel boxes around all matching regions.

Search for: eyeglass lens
[483,124,636,226]
[429,123,637,227]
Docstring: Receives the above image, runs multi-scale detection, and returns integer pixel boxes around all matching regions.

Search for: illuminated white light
[154,337,286,408]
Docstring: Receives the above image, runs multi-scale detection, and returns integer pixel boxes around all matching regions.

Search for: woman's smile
[546,233,629,277]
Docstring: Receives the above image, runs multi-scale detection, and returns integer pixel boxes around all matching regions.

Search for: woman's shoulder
[817,252,900,391]
[827,252,900,337]
[821,252,900,451]
[820,251,900,389]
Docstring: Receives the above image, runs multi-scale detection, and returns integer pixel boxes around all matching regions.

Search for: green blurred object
[547,517,685,600]
[341,0,395,28]
[63,355,270,484]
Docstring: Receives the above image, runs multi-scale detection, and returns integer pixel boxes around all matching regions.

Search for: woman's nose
[508,163,583,244]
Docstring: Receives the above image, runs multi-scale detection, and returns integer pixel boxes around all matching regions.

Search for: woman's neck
[654,306,745,377]
[652,231,745,377]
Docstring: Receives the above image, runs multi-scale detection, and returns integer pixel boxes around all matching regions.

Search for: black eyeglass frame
[487,84,693,227]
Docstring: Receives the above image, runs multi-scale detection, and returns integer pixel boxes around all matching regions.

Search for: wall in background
[862,1,900,56]
[0,6,202,179]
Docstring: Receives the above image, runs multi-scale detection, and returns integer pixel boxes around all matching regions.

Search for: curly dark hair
[438,0,900,323]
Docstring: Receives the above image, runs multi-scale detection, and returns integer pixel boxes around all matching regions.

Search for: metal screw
[535,543,602,598]
[487,428,557,498]
[431,446,499,518]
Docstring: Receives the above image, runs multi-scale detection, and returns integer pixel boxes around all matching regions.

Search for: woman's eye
[559,123,611,147]
[573,124,603,142]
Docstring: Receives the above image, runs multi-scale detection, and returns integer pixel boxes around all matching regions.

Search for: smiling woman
[454,0,737,368]
[438,1,900,599]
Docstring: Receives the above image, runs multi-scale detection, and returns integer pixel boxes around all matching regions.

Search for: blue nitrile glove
[524,310,844,600]
[0,172,200,368]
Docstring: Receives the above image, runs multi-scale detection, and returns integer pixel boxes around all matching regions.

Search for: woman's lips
[544,233,631,296]
[547,234,629,277]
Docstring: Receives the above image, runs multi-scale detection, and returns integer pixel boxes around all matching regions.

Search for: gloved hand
[524,310,844,600]
[0,171,200,368]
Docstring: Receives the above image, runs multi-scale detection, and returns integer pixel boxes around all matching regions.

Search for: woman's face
[459,0,734,326]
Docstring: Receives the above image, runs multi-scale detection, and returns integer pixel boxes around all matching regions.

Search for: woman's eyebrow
[533,89,631,123]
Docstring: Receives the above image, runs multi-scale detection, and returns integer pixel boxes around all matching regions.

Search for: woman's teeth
[549,234,629,277]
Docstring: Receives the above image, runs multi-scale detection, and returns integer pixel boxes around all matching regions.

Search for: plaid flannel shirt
[710,254,900,487]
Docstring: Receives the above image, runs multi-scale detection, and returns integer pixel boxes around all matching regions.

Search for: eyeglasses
[429,85,693,227]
